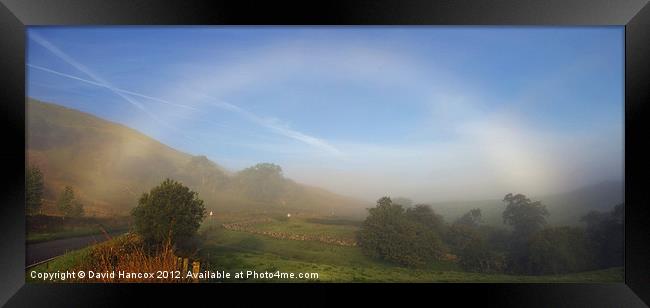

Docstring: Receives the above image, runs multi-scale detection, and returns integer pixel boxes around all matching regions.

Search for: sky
[26,27,624,202]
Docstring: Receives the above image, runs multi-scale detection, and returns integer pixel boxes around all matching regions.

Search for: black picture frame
[1,0,649,306]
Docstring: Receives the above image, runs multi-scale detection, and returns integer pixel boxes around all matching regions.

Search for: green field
[27,215,623,283]
[196,216,623,283]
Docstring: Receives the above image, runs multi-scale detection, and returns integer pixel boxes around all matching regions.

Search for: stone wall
[222,219,357,247]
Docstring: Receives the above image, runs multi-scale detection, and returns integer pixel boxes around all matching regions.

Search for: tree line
[26,165,84,218]
[357,194,623,275]
[29,166,206,254]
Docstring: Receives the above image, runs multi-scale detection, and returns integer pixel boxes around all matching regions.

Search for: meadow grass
[198,224,622,283]
[26,216,623,283]
[27,234,191,283]
[250,218,359,240]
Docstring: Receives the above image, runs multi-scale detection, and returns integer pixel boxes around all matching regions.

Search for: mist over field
[26,98,623,225]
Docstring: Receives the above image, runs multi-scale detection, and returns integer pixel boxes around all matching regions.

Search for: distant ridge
[429,180,623,226]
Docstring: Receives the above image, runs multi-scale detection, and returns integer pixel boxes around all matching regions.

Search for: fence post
[192,261,200,283]
[182,258,188,273]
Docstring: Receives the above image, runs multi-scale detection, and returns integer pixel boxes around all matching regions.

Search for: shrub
[445,223,505,273]
[57,186,84,218]
[357,197,445,267]
[582,204,624,268]
[26,165,44,216]
[445,224,481,254]
[526,226,595,275]
[131,179,206,247]
[75,233,192,282]
[458,239,505,273]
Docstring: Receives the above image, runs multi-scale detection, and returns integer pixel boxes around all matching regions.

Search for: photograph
[25,26,624,283]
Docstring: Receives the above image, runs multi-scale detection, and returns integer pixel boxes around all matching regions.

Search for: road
[26,231,126,267]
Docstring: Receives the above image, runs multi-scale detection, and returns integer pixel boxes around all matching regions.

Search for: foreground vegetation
[356,195,623,276]
[28,233,193,283]
[197,218,622,282]
[27,226,622,283]
[26,179,623,283]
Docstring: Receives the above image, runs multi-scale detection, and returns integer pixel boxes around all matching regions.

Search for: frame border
[0,0,648,306]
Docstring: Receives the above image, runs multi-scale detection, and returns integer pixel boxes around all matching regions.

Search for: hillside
[26,99,368,217]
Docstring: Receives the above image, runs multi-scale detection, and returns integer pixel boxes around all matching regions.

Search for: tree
[445,223,482,254]
[57,186,84,218]
[481,225,511,253]
[458,238,505,273]
[502,193,549,241]
[26,165,44,215]
[236,163,287,202]
[70,200,84,218]
[445,209,484,254]
[393,197,414,208]
[454,208,482,228]
[131,179,206,247]
[444,213,505,274]
[501,193,550,274]
[57,186,74,218]
[526,226,594,275]
[357,197,445,267]
[581,203,624,268]
[405,204,446,235]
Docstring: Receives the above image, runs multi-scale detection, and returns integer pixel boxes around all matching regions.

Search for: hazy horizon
[27,27,624,203]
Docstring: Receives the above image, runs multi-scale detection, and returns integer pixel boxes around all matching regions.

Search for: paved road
[26,231,126,267]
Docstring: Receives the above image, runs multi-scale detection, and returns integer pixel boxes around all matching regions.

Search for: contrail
[207,98,343,156]
[30,32,149,112]
[27,62,339,155]
[28,32,196,141]
[29,32,341,156]
[27,64,199,112]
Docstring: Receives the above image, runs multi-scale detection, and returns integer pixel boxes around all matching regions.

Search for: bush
[405,204,446,235]
[481,226,510,253]
[502,193,549,242]
[445,224,481,254]
[26,165,44,216]
[458,239,505,273]
[57,186,84,218]
[582,204,624,268]
[235,163,287,201]
[454,208,482,228]
[357,197,445,267]
[131,179,206,247]
[445,223,505,273]
[75,233,191,282]
[526,227,595,275]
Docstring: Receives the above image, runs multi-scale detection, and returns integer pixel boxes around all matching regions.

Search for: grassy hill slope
[27,99,368,217]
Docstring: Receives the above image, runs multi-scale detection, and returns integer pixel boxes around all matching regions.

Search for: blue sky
[26,27,624,202]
